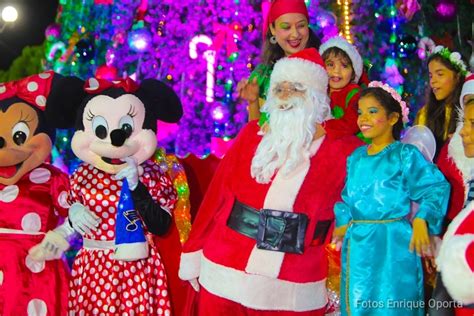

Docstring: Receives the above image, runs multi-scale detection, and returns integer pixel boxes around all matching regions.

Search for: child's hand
[409,218,430,255]
[331,225,348,251]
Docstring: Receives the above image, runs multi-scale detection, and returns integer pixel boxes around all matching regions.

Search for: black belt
[227,200,332,254]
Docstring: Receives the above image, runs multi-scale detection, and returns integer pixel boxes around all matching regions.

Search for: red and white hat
[460,73,474,107]
[269,48,328,94]
[319,36,363,83]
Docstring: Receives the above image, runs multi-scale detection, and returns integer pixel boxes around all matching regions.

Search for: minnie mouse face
[0,101,52,185]
[71,93,157,174]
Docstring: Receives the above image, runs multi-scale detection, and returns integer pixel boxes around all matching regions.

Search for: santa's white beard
[251,91,331,184]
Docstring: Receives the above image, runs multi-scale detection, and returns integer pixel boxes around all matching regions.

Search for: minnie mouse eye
[119,115,134,138]
[12,122,30,146]
[92,116,108,139]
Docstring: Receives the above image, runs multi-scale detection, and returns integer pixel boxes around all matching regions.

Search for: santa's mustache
[264,96,305,113]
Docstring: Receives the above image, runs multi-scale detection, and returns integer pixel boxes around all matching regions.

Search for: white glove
[189,278,200,292]
[28,220,74,261]
[69,202,100,236]
[115,157,144,191]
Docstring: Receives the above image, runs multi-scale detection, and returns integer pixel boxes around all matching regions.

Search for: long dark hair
[360,87,404,140]
[425,54,465,149]
[261,26,320,66]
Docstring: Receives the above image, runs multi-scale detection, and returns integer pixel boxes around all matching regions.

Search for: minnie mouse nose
[0,137,5,149]
[110,129,127,147]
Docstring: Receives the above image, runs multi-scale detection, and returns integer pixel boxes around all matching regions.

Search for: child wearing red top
[320,37,364,140]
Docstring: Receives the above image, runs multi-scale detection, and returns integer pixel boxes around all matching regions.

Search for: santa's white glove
[69,202,100,236]
[28,219,75,261]
[189,278,200,292]
[115,157,144,191]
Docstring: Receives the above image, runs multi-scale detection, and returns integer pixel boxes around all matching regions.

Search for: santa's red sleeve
[178,122,258,281]
[324,84,360,140]
[437,141,466,221]
[437,201,474,305]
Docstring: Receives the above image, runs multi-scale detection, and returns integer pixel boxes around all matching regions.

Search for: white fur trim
[460,76,474,107]
[270,58,328,94]
[245,138,324,278]
[113,241,149,261]
[179,250,203,281]
[437,234,474,305]
[319,36,363,83]
[201,255,328,311]
[448,130,474,200]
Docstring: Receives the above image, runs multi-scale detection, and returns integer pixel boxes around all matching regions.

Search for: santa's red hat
[460,73,474,107]
[263,0,309,37]
[269,48,328,94]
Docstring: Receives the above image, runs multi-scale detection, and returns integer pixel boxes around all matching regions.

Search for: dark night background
[0,0,58,70]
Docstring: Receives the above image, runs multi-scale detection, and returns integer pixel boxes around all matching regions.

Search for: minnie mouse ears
[46,76,183,129]
[136,79,183,123]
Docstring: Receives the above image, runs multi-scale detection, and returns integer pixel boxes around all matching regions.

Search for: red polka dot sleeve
[49,165,71,218]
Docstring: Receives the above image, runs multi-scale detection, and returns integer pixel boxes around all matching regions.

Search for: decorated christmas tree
[44,0,473,162]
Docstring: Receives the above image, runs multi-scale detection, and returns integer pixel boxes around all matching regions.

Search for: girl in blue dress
[333,81,450,316]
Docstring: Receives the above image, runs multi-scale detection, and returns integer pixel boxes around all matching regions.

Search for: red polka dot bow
[84,77,139,94]
[0,71,55,110]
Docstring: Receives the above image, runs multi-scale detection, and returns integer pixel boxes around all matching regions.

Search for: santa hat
[460,73,474,107]
[319,36,363,83]
[269,48,328,94]
[263,0,309,38]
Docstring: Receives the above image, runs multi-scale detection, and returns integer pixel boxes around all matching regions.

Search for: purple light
[211,104,230,123]
[319,17,328,28]
[436,0,456,18]
[128,28,152,53]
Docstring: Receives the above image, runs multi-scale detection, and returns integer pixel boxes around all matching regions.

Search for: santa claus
[436,74,474,316]
[179,48,362,315]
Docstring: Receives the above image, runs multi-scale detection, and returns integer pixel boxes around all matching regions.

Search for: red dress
[0,164,70,315]
[68,161,177,315]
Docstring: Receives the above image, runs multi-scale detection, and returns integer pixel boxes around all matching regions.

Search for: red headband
[268,0,309,25]
[84,77,139,94]
[0,71,55,110]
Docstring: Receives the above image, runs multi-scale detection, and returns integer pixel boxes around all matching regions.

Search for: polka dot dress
[68,161,177,315]
[0,164,70,315]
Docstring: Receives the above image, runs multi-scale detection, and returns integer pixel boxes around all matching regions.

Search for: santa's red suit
[437,202,474,316]
[437,132,473,222]
[179,121,361,314]
[436,132,474,316]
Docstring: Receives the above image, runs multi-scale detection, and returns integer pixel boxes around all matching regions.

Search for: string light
[340,0,352,43]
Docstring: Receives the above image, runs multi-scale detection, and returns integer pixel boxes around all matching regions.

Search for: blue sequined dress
[335,142,450,316]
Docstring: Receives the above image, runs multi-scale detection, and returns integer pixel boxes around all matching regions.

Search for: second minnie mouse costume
[48,76,183,314]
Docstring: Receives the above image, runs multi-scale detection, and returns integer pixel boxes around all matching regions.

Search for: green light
[227,52,239,62]
[389,33,397,44]
[390,7,396,17]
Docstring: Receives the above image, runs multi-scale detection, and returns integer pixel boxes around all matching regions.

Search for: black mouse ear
[44,74,86,129]
[137,79,183,123]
